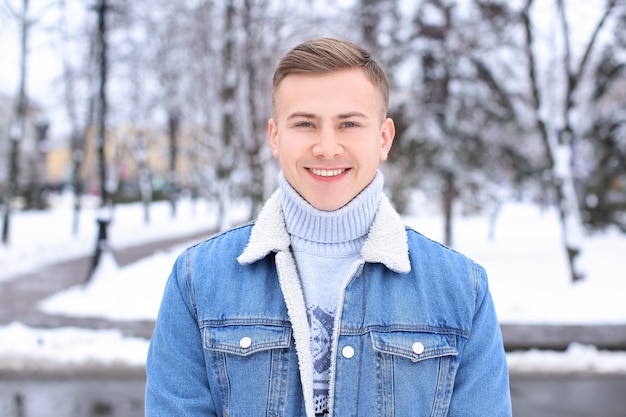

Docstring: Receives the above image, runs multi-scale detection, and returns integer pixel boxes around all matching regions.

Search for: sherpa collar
[237,189,410,274]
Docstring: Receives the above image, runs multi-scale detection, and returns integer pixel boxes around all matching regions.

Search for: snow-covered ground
[1,191,625,374]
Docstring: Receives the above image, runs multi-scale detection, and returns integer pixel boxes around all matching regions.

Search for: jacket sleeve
[447,263,512,416]
[145,249,217,416]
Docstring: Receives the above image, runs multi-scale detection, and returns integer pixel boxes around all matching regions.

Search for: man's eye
[296,122,313,128]
[342,121,357,128]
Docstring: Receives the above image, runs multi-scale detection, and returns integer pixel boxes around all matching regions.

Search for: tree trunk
[442,171,457,248]
[87,0,112,282]
[58,0,97,236]
[549,129,585,281]
[241,0,272,219]
[2,0,30,246]
[136,130,152,224]
[167,109,179,218]
[524,20,584,281]
[216,0,237,231]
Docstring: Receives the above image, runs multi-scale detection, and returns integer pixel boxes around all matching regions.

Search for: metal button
[412,342,425,355]
[342,345,355,359]
[239,336,252,349]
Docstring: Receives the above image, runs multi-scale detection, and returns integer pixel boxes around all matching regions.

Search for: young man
[145,38,512,417]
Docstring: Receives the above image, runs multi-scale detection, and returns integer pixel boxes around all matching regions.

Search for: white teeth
[311,168,346,177]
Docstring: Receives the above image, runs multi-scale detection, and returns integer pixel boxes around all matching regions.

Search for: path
[0,229,214,339]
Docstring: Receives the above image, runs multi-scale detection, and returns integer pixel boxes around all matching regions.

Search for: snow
[507,343,626,375]
[0,192,236,281]
[404,202,626,325]
[0,322,149,373]
[1,191,626,374]
[39,250,177,322]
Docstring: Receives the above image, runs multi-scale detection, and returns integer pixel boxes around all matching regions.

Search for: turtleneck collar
[279,170,383,245]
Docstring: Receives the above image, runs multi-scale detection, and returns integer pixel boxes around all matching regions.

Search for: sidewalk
[0,229,215,340]
[1,230,625,350]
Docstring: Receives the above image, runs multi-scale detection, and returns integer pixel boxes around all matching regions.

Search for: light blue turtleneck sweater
[279,170,383,416]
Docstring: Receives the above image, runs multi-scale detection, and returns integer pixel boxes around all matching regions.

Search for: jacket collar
[237,190,410,274]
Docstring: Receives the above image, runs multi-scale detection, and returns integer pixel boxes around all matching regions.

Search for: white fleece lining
[275,251,315,417]
[326,259,364,416]
[360,194,410,273]
[237,191,291,265]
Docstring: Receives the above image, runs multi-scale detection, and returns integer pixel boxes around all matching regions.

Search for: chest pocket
[369,330,460,417]
[201,324,298,416]
[370,330,458,362]
[203,324,292,355]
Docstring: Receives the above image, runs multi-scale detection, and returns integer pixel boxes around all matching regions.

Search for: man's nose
[312,130,343,159]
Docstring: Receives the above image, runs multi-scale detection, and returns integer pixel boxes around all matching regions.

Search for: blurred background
[1,0,625,416]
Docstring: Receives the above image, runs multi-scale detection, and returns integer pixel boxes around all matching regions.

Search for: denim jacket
[145,191,512,416]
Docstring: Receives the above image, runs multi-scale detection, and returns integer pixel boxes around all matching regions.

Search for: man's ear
[379,117,395,161]
[268,118,279,158]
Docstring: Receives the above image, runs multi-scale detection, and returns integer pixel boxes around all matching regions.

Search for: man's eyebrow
[337,111,368,119]
[286,111,318,120]
[286,111,369,120]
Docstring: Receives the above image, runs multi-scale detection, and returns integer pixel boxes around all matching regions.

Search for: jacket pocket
[201,324,299,416]
[369,330,459,417]
[370,330,458,362]
[203,323,292,355]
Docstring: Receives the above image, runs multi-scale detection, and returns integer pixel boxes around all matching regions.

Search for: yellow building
[45,124,215,198]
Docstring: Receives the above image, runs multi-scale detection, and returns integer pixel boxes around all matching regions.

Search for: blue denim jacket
[145,191,512,416]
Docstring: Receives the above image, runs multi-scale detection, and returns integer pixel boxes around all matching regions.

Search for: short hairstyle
[272,38,390,119]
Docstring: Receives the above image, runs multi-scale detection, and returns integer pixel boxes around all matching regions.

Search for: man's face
[268,68,395,211]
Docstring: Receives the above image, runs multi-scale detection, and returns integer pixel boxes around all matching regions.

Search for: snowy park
[0,191,625,375]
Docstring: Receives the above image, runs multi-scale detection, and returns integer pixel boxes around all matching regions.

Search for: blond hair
[272,38,390,119]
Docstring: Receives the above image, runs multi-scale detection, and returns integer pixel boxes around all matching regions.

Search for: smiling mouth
[310,168,347,177]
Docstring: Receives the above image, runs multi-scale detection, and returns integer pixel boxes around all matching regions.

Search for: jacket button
[412,342,425,354]
[342,346,355,359]
[239,336,252,349]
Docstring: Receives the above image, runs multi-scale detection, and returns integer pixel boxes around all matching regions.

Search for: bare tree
[143,0,187,219]
[380,0,531,247]
[582,9,626,232]
[522,0,620,281]
[86,0,112,282]
[238,0,281,218]
[213,0,239,231]
[56,0,97,235]
[2,0,30,246]
[116,2,159,224]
